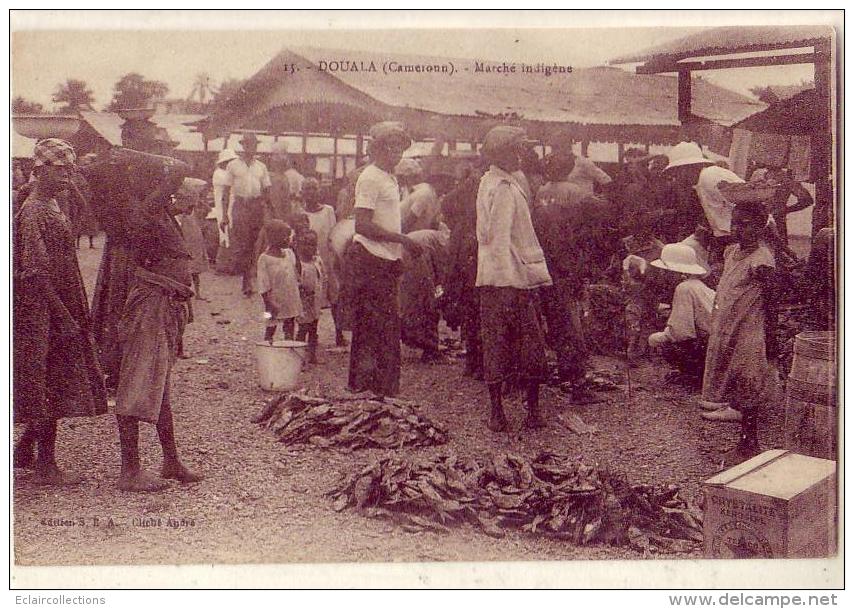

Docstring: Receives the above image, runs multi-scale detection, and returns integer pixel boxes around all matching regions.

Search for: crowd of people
[12,117,836,491]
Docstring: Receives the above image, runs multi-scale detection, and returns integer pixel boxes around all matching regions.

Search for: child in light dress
[295,230,326,364]
[256,220,302,342]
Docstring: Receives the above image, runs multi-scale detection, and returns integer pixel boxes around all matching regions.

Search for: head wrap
[394,158,423,178]
[33,138,76,168]
[480,126,526,164]
[368,121,411,150]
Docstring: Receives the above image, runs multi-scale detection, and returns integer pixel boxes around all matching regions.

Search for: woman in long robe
[13,139,107,485]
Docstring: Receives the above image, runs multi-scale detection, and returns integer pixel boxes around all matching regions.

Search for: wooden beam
[677,69,692,124]
[811,39,834,234]
[638,51,822,74]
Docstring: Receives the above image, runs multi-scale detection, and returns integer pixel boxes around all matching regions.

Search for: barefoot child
[175,179,210,301]
[699,200,780,459]
[295,229,326,364]
[256,220,302,342]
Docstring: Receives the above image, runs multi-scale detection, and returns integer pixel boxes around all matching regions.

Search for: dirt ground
[13,234,789,566]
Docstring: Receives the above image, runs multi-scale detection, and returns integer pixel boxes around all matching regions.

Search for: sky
[11,26,816,111]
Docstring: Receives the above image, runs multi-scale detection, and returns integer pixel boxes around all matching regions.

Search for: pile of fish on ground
[254,392,449,451]
[327,452,703,553]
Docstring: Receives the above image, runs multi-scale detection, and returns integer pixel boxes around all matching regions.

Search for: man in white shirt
[221,133,272,295]
[347,121,422,398]
[664,141,744,253]
[648,242,716,390]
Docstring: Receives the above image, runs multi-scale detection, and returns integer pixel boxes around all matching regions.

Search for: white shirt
[665,278,715,342]
[400,183,441,232]
[224,157,271,199]
[285,168,304,198]
[353,164,403,261]
[567,156,612,194]
[211,167,231,221]
[694,165,744,237]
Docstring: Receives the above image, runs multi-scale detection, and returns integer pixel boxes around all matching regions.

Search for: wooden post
[617,142,625,164]
[332,135,339,179]
[678,68,692,124]
[581,140,590,157]
[812,39,833,235]
[644,142,650,154]
[355,133,364,166]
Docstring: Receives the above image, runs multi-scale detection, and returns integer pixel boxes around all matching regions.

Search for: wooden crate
[703,449,836,558]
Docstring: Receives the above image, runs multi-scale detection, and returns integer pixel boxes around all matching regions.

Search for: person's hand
[402,236,423,258]
[220,215,230,231]
[648,331,669,348]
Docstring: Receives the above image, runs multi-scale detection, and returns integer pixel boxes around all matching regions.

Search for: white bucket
[253,340,307,392]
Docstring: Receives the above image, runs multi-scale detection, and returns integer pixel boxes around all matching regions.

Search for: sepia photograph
[8,9,842,590]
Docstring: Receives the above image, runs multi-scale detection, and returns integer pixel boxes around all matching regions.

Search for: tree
[52,79,95,113]
[749,86,780,105]
[188,72,216,106]
[107,73,169,111]
[11,96,44,114]
[210,78,246,109]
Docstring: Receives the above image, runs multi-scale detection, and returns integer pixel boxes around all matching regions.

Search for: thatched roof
[199,46,763,142]
[609,25,833,65]
[733,89,820,135]
[79,111,211,151]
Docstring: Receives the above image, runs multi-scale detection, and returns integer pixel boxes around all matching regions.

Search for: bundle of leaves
[255,392,448,451]
[327,452,703,553]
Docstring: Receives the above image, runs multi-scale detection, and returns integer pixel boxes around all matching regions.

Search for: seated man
[648,243,716,390]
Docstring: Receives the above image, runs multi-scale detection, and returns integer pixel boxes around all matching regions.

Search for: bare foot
[32,465,83,486]
[523,415,547,430]
[488,415,508,432]
[118,470,169,492]
[162,462,204,484]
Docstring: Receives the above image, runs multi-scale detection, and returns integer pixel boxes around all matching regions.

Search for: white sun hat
[664,141,715,171]
[216,148,238,165]
[651,243,708,275]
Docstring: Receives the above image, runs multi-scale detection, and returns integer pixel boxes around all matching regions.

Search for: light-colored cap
[651,243,708,275]
[394,158,423,178]
[368,121,411,149]
[664,141,714,171]
[481,125,526,162]
[216,148,238,165]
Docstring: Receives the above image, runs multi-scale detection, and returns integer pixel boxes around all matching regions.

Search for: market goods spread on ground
[255,392,449,450]
[327,451,704,554]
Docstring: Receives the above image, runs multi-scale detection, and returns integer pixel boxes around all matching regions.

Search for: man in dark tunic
[113,171,204,492]
[13,138,108,485]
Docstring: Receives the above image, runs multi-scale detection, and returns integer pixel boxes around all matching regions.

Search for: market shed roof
[609,25,833,65]
[199,46,763,142]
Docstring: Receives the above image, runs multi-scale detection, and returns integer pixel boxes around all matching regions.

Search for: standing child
[256,220,302,342]
[295,230,326,364]
[176,179,211,301]
[699,200,780,460]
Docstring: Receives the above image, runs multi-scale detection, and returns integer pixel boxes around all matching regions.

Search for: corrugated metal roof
[609,25,833,65]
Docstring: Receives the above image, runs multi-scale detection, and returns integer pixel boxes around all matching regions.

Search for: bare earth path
[13,235,787,566]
